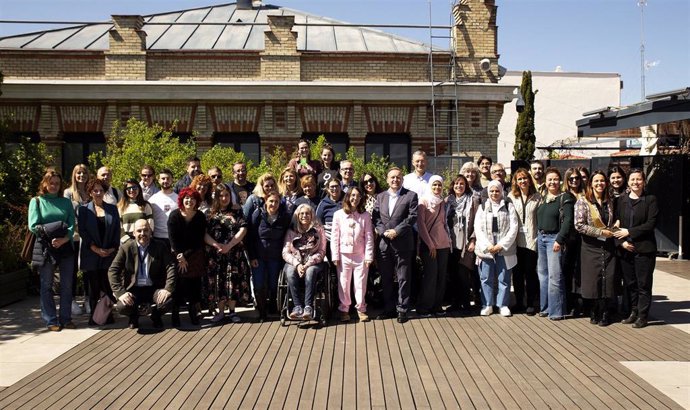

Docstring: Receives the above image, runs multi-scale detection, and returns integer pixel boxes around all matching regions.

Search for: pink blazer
[330,209,374,262]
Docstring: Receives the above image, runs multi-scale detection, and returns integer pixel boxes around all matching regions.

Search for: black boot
[598,310,610,327]
[189,303,200,325]
[254,288,267,322]
[621,310,638,324]
[151,307,164,328]
[171,302,181,327]
[589,306,598,325]
[632,317,648,328]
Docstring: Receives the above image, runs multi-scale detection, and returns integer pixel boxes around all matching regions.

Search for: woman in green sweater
[28,169,77,331]
[536,167,575,320]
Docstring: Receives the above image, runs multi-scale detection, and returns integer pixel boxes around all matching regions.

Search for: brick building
[0,1,516,172]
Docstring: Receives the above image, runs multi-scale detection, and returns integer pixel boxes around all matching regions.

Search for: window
[213,132,261,164]
[62,133,106,173]
[302,133,349,160]
[365,133,410,168]
[5,132,40,153]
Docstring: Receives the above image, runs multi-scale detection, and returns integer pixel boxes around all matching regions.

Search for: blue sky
[1,0,688,105]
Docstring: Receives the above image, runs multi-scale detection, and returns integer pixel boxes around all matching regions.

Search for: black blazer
[77,202,120,271]
[373,188,418,253]
[108,238,177,298]
[615,192,658,254]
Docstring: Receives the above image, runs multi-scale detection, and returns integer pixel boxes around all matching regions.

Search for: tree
[514,70,536,160]
[200,146,251,182]
[89,118,197,188]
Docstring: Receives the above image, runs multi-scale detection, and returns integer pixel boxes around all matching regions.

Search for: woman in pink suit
[331,186,374,322]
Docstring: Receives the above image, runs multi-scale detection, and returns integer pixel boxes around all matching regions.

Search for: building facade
[0,1,516,172]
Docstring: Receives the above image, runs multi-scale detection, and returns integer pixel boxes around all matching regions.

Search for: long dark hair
[118,178,147,214]
[210,183,233,215]
[359,173,382,196]
[584,170,609,204]
[608,165,628,197]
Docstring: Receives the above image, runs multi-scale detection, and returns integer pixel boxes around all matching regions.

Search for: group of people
[28,139,658,331]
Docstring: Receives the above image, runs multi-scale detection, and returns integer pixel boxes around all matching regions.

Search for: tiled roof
[0,2,435,53]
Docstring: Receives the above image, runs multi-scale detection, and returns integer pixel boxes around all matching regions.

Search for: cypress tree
[513,70,536,160]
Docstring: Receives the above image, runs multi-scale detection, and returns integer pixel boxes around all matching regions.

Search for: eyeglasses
[341,168,353,172]
[363,179,375,185]
[568,176,581,181]
[125,186,139,191]
[140,174,152,178]
[491,169,505,174]
[328,185,340,190]
[210,174,222,179]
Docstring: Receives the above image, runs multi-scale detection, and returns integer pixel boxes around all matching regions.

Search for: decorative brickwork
[298,105,351,133]
[143,105,196,133]
[364,105,415,133]
[0,104,40,132]
[55,104,106,133]
[209,105,262,133]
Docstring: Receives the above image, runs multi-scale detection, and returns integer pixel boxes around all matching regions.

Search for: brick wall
[301,53,451,82]
[147,52,261,80]
[0,51,105,79]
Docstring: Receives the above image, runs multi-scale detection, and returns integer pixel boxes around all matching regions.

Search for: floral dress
[204,209,253,308]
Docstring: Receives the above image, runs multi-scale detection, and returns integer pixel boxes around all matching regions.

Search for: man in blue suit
[372,167,418,323]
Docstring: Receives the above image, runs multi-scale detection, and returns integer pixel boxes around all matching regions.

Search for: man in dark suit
[372,167,418,323]
[108,219,176,329]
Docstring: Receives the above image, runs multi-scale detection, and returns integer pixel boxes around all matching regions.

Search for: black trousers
[513,247,539,309]
[174,277,202,305]
[114,286,172,317]
[86,269,113,316]
[619,250,655,319]
[446,249,473,310]
[378,247,412,313]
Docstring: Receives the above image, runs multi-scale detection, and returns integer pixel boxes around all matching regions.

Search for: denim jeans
[38,256,75,327]
[478,254,512,308]
[251,258,283,301]
[286,263,323,308]
[537,232,565,318]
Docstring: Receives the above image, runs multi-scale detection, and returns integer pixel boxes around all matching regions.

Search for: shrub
[89,118,197,187]
[200,145,251,181]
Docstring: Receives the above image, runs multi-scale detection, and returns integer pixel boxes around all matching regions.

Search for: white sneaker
[500,306,512,317]
[71,300,83,316]
[480,306,493,316]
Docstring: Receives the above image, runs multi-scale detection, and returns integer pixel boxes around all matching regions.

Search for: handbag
[92,292,113,325]
[21,198,40,262]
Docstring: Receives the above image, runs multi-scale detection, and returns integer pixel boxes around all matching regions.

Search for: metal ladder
[428,0,463,172]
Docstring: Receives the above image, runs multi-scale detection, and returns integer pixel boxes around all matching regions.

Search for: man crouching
[108,219,176,329]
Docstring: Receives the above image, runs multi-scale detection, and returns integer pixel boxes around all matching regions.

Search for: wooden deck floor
[1,313,688,409]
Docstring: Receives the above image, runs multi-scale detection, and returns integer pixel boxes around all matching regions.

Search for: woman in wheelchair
[282,203,327,321]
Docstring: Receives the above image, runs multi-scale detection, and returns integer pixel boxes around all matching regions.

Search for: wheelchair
[277,261,337,327]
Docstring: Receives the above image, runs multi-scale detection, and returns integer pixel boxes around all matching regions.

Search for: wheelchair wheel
[277,265,289,321]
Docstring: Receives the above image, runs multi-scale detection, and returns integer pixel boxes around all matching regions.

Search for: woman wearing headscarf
[445,174,479,314]
[28,168,76,331]
[474,179,519,317]
[574,171,617,326]
[613,168,658,329]
[506,168,541,315]
[416,175,452,317]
